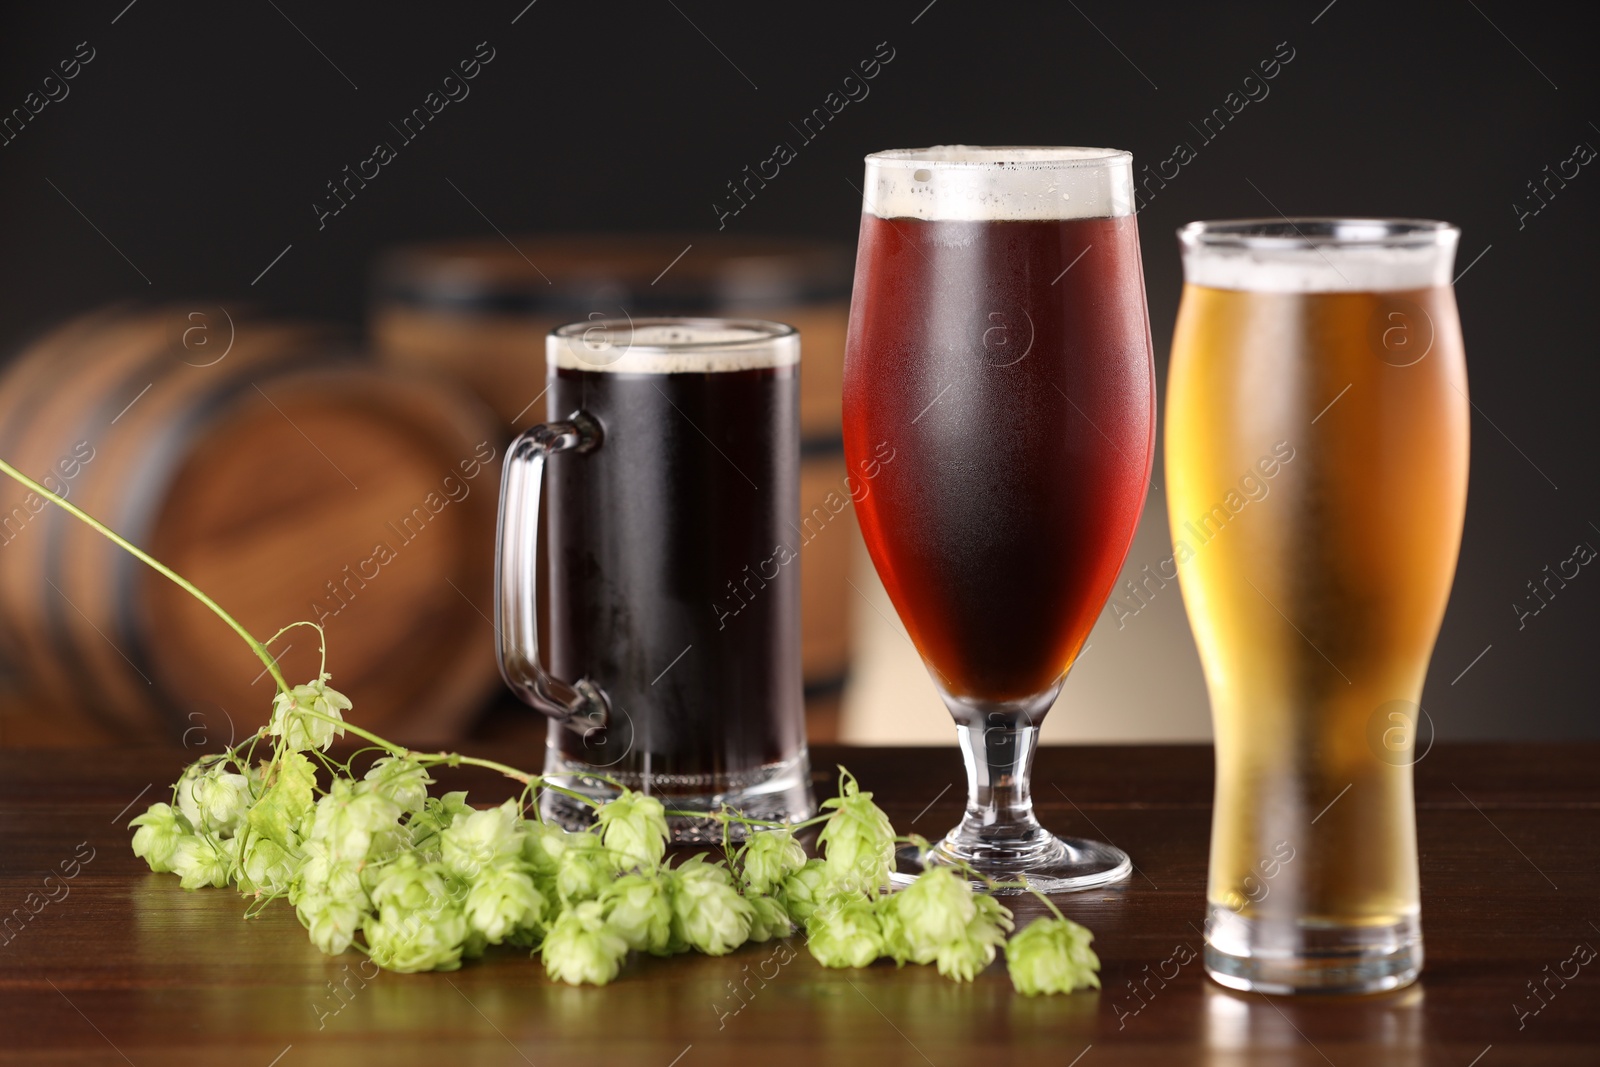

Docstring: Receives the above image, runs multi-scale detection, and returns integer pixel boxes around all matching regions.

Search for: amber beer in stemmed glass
[843,147,1155,891]
[1166,219,1468,993]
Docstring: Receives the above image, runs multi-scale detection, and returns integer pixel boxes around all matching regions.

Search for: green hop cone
[882,866,976,964]
[463,860,547,944]
[292,839,370,954]
[409,790,474,853]
[307,779,404,863]
[1006,916,1101,995]
[176,757,252,837]
[194,772,252,835]
[934,892,1013,982]
[741,828,807,896]
[170,833,231,890]
[816,769,896,898]
[556,832,615,904]
[440,799,522,879]
[543,900,630,986]
[364,903,469,973]
[599,872,674,954]
[805,895,884,969]
[129,802,186,873]
[236,833,298,896]
[746,893,794,943]
[778,858,830,925]
[295,839,367,908]
[595,790,669,870]
[518,819,566,875]
[669,857,754,956]
[298,893,368,957]
[363,756,432,814]
[268,673,351,753]
[362,854,470,973]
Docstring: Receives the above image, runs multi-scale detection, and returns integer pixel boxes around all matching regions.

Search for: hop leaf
[543,900,629,986]
[805,895,883,969]
[130,803,186,873]
[741,828,807,896]
[595,791,670,869]
[668,857,753,956]
[816,769,896,898]
[1006,916,1101,995]
[464,861,547,944]
[778,858,830,925]
[599,873,673,954]
[268,674,351,753]
[746,894,794,943]
[247,751,317,851]
[440,799,522,879]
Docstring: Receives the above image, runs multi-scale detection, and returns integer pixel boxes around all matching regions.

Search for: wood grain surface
[1,742,1596,1066]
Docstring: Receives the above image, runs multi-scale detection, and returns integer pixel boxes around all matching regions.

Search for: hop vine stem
[0,457,293,696]
[0,455,616,803]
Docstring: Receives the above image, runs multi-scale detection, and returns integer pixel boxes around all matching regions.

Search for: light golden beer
[1166,219,1468,993]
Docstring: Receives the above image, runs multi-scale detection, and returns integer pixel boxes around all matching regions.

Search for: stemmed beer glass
[842,147,1155,891]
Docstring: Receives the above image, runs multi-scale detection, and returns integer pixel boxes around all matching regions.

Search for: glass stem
[951,719,1051,852]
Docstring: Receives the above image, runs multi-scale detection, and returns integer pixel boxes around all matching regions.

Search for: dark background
[1,1,1594,737]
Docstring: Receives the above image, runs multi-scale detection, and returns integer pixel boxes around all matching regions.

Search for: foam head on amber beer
[861,145,1134,221]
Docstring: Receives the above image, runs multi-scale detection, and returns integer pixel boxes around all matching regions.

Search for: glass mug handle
[494,414,609,733]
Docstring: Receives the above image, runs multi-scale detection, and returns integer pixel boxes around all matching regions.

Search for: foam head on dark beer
[549,319,799,375]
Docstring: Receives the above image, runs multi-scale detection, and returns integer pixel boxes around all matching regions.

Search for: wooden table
[1,743,1596,1065]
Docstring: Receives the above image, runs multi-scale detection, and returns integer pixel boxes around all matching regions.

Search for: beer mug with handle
[496,317,814,839]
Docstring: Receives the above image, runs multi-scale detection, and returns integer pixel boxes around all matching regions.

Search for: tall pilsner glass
[843,147,1154,891]
[1167,219,1468,993]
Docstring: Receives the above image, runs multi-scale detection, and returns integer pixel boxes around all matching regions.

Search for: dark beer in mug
[496,319,812,837]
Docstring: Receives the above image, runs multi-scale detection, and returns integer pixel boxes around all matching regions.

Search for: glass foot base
[1204,904,1423,995]
[890,835,1133,895]
[538,750,814,843]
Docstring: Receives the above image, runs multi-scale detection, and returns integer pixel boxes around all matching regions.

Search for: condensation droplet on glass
[913,168,932,183]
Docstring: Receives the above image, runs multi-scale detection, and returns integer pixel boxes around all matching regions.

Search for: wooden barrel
[0,306,503,745]
[371,235,856,735]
